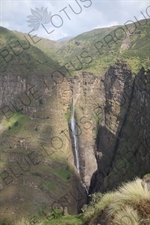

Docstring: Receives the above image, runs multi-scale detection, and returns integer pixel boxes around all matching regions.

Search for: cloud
[1,0,150,40]
[94,21,119,30]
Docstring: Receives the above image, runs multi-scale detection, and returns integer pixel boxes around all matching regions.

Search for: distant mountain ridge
[57,36,74,42]
[1,18,149,75]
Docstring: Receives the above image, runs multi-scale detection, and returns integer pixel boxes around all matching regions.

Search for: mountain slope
[0,27,60,76]
[53,19,150,74]
[0,18,150,224]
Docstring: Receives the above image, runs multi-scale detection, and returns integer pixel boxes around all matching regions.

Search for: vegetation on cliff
[4,175,149,225]
[82,176,150,225]
[0,17,150,224]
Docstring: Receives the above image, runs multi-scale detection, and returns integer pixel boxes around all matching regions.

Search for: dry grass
[108,178,150,216]
[83,177,150,225]
[14,217,43,225]
[112,205,140,225]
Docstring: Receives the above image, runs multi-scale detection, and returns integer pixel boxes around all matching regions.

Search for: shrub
[82,177,150,224]
[14,121,19,126]
[82,192,114,222]
[108,177,150,216]
[39,99,43,105]
[14,217,43,225]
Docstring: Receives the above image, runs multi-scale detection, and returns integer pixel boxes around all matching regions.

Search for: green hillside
[1,19,149,77]
[53,19,150,75]
[0,27,60,76]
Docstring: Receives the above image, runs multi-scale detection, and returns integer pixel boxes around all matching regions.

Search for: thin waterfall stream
[70,98,80,174]
[70,98,89,195]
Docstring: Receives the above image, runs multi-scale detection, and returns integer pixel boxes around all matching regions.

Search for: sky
[0,0,150,41]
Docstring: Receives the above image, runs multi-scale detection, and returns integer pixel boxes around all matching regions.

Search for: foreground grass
[82,177,150,225]
[9,215,83,225]
[43,215,83,225]
[3,176,150,225]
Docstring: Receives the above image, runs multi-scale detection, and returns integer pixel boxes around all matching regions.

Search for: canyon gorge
[0,17,150,224]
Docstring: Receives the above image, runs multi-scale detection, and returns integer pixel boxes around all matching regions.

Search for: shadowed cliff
[89,62,150,194]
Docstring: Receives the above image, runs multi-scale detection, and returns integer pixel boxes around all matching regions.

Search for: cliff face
[0,57,150,222]
[0,68,103,221]
[0,71,85,221]
[89,61,150,194]
[67,72,104,185]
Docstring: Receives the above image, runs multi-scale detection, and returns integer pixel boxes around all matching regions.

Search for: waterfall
[70,97,89,195]
[70,98,80,174]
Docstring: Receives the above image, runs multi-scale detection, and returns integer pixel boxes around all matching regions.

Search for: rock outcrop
[89,61,150,193]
